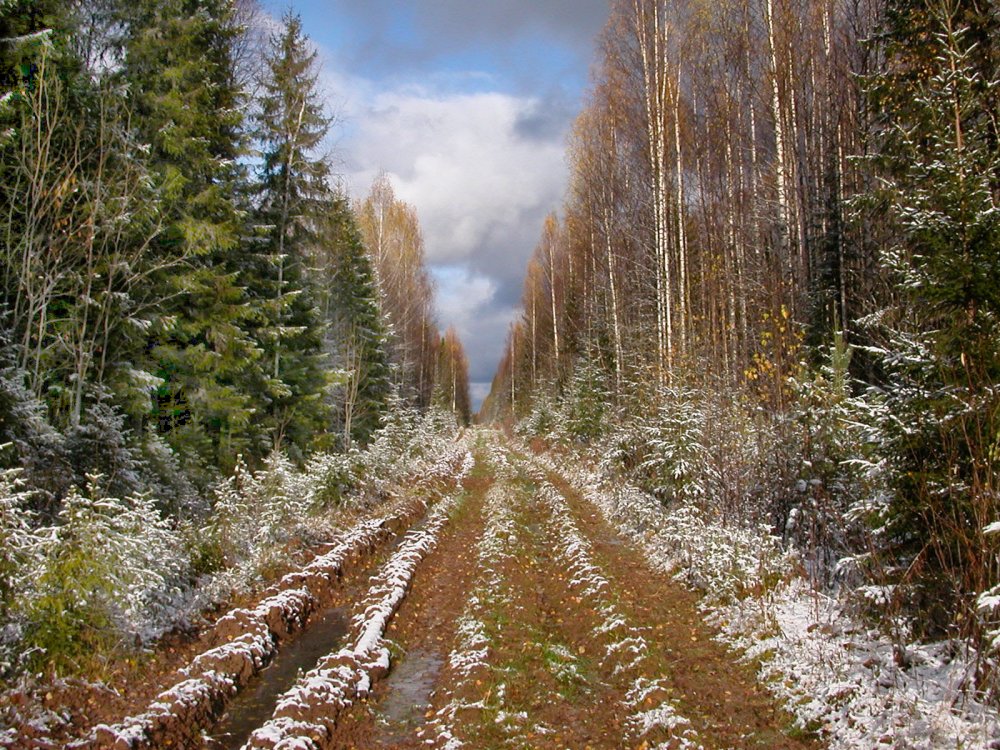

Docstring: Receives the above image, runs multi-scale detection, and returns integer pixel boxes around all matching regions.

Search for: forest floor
[19,428,823,750]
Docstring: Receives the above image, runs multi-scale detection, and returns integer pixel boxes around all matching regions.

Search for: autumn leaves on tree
[488,0,875,412]
[487,0,1000,660]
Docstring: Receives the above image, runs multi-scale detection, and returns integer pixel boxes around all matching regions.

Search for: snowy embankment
[77,496,428,750]
[419,444,519,749]
[532,449,1000,750]
[243,450,473,750]
[71,432,474,749]
[528,465,702,749]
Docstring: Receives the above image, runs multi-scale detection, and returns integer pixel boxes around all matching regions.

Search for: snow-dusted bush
[301,449,357,509]
[207,454,314,587]
[137,430,204,520]
[568,465,795,607]
[348,398,457,495]
[580,347,882,593]
[598,385,771,522]
[0,396,464,681]
[651,496,793,603]
[64,402,144,500]
[19,477,187,673]
[978,521,1000,680]
[202,403,462,598]
[0,348,71,514]
[0,464,41,675]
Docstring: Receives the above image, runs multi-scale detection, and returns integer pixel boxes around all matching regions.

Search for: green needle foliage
[865,0,1000,637]
[123,0,263,476]
[250,11,333,459]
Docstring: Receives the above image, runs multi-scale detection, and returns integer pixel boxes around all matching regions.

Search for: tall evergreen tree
[322,197,391,448]
[121,0,263,475]
[250,11,330,456]
[865,0,1000,637]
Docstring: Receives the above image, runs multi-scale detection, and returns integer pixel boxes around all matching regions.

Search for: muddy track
[317,434,822,750]
[74,443,474,750]
[74,432,820,750]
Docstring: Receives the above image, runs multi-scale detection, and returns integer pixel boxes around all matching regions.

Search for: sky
[258,0,609,411]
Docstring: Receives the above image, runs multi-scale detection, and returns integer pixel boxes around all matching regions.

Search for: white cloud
[301,26,577,408]
[344,88,568,265]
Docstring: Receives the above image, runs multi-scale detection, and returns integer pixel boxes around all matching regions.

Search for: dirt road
[84,431,819,750]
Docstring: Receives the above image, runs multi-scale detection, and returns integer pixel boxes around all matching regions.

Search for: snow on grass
[526,466,702,748]
[404,435,476,488]
[716,578,1000,749]
[419,445,520,749]
[547,450,1000,750]
[243,468,470,750]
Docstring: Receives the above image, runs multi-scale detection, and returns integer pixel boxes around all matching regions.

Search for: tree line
[0,0,471,515]
[486,0,1000,670]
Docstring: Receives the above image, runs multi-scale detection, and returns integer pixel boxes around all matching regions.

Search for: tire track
[78,443,475,750]
[242,453,472,750]
[418,444,522,749]
[79,496,430,750]
[531,449,822,749]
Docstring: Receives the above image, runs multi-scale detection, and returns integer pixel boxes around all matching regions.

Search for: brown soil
[323,441,822,750]
[4,436,825,750]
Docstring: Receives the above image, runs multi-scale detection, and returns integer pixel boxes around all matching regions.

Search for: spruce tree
[321,198,391,448]
[250,11,331,457]
[121,0,263,475]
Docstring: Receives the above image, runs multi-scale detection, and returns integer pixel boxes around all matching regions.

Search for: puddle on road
[208,605,349,750]
[374,649,444,743]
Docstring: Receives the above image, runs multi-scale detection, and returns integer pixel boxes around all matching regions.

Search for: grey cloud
[514,93,577,141]
[470,382,492,411]
[419,0,607,47]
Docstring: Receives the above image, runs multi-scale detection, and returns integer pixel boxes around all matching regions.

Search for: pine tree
[250,11,331,457]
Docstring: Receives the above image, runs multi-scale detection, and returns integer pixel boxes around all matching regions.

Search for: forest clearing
[4,0,1000,747]
[6,429,997,749]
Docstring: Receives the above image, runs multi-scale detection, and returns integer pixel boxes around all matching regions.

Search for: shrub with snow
[19,477,187,673]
